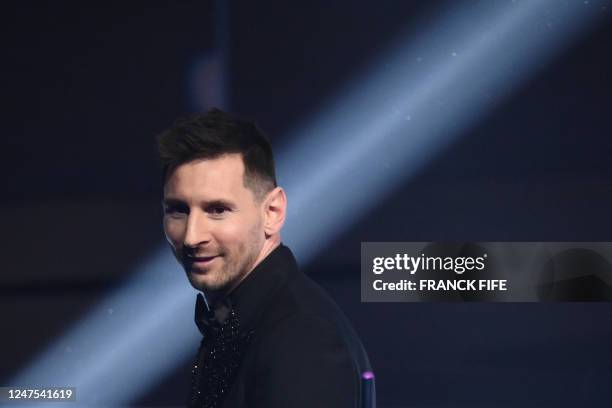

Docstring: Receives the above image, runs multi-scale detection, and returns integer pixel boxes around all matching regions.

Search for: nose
[183,211,212,249]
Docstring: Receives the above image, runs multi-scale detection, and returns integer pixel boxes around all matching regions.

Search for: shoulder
[260,269,352,326]
[252,271,370,371]
[258,312,351,358]
[249,312,359,408]
[240,270,370,407]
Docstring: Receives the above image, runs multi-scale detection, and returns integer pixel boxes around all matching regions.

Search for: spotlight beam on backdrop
[10,1,609,406]
[279,0,610,261]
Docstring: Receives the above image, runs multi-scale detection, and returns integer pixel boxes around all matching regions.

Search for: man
[158,108,372,407]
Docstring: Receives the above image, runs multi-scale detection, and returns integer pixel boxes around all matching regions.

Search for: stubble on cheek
[181,218,265,293]
[218,223,264,293]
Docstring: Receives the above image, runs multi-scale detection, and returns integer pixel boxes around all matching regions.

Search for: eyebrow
[162,197,237,209]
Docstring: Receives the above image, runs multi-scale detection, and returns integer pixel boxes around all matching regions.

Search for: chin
[189,273,230,293]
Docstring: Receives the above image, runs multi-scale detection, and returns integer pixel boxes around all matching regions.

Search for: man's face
[162,154,266,293]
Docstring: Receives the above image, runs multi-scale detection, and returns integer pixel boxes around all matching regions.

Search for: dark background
[2,1,612,406]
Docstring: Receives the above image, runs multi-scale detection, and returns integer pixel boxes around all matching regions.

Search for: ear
[263,187,287,237]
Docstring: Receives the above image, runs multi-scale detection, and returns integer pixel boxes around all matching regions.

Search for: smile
[187,255,219,268]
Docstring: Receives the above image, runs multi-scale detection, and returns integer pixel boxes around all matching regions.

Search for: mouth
[185,255,219,271]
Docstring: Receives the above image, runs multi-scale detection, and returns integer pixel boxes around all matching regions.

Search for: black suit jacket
[190,244,372,407]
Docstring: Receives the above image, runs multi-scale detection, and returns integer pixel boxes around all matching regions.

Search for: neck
[251,234,281,273]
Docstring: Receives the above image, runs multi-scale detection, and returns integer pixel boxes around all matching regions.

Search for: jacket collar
[228,243,298,332]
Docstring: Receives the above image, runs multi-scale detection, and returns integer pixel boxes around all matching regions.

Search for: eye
[207,206,228,215]
[164,204,188,217]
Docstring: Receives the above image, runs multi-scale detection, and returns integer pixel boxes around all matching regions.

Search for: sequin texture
[189,308,254,408]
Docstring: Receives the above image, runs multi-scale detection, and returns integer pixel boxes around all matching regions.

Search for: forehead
[164,154,252,201]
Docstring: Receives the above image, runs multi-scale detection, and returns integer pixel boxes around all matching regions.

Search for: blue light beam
[279,0,611,261]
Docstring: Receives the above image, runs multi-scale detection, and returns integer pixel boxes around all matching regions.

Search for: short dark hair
[157,108,277,201]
